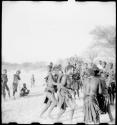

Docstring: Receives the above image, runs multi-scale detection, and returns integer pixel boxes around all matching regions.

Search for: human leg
[40,98,51,118]
[47,93,57,119]
[107,103,114,122]
[2,84,6,100]
[5,84,10,97]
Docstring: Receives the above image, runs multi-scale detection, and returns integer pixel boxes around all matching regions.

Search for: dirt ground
[2,87,115,124]
[2,70,116,124]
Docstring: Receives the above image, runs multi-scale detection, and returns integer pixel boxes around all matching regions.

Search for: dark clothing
[72,72,81,90]
[72,72,80,81]
[96,77,109,114]
[108,82,116,104]
[44,75,49,83]
[1,74,8,83]
[2,74,10,98]
[13,74,21,96]
[44,96,50,104]
[106,69,116,104]
[97,94,109,114]
[20,87,30,97]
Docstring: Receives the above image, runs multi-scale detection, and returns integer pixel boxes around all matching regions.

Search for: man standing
[40,64,57,119]
[55,65,77,123]
[12,70,21,99]
[83,68,102,124]
[2,69,10,100]
[31,74,35,87]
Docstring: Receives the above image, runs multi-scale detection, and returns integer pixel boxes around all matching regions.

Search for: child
[20,83,30,97]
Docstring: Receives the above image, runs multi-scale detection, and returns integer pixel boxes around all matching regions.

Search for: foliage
[90,25,116,49]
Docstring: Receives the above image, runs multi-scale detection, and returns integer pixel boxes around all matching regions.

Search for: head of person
[99,60,102,65]
[109,62,113,69]
[50,62,53,67]
[48,65,52,72]
[16,70,21,75]
[48,62,53,71]
[52,66,58,76]
[3,69,7,74]
[92,64,100,76]
[65,65,74,75]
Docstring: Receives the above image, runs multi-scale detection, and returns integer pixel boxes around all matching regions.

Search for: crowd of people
[1,69,30,99]
[40,60,116,124]
[2,60,116,124]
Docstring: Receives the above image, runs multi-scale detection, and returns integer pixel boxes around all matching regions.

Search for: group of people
[1,69,30,100]
[40,60,116,124]
[1,60,116,124]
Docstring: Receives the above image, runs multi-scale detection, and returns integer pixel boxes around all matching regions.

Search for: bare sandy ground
[2,86,115,124]
[2,70,116,124]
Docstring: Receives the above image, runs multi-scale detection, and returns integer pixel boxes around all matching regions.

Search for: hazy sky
[2,1,115,63]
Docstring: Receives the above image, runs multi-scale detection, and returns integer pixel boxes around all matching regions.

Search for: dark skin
[54,68,76,123]
[83,72,114,123]
[40,71,57,119]
[13,72,21,98]
[72,71,80,99]
[99,60,102,66]
[99,77,114,122]
[107,63,115,105]
[83,76,102,97]
[83,75,102,124]
[2,70,10,99]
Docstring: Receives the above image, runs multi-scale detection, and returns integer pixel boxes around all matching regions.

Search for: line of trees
[2,25,115,70]
[85,25,116,63]
[2,61,47,71]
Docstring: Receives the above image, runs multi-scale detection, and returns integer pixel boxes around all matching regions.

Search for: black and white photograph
[2,1,116,124]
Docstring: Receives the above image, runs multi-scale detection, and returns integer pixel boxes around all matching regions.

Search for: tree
[90,26,116,50]
[66,55,83,67]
